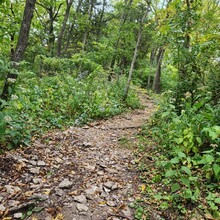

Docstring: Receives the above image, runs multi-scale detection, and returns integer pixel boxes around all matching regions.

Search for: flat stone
[14,213,23,219]
[76,203,89,212]
[29,167,40,174]
[30,193,49,201]
[107,201,117,207]
[8,200,20,207]
[103,181,114,189]
[58,178,73,189]
[33,178,41,184]
[122,208,132,218]
[5,185,21,194]
[73,195,87,204]
[97,171,104,175]
[0,204,6,212]
[37,161,46,166]
[105,168,118,174]
[85,186,98,195]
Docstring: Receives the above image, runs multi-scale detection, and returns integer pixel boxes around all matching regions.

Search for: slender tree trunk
[64,0,82,53]
[109,0,133,77]
[57,0,73,56]
[147,48,157,89]
[152,47,165,93]
[123,6,150,100]
[1,0,36,101]
[82,0,93,52]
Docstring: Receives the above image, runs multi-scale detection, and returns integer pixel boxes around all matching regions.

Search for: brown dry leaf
[25,191,34,197]
[204,213,215,220]
[68,190,78,196]
[16,162,26,171]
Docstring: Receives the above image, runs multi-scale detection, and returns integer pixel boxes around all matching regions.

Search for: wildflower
[4,116,12,122]
[184,92,192,98]
[7,78,16,83]
[11,95,19,100]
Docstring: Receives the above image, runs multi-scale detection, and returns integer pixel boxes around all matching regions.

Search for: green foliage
[0,68,139,150]
[137,90,220,218]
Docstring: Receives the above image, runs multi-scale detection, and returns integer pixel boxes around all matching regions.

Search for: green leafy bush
[144,90,220,218]
[0,69,139,150]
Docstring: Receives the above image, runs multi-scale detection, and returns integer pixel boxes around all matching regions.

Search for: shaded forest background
[0,0,220,219]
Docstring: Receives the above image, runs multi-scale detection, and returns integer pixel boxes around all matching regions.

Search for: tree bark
[152,47,165,93]
[82,0,94,52]
[1,0,36,101]
[64,0,82,53]
[57,0,73,56]
[123,4,150,100]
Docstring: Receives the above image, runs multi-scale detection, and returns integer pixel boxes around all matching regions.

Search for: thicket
[0,56,139,151]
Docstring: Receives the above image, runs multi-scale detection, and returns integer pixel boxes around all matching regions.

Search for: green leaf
[181,176,190,187]
[171,183,180,192]
[178,152,186,158]
[214,198,220,204]
[174,137,183,144]
[165,169,176,177]
[205,154,214,163]
[213,164,220,179]
[170,157,179,164]
[181,166,191,176]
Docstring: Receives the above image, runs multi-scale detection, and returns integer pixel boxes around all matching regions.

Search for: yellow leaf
[141,184,146,192]
[32,217,38,220]
[53,213,64,220]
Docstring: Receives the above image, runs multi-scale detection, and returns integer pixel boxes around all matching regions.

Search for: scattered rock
[0,204,6,212]
[13,213,23,219]
[5,185,21,194]
[76,203,89,212]
[58,178,73,189]
[103,181,114,189]
[107,200,117,207]
[73,195,87,204]
[29,167,40,174]
[8,200,20,207]
[33,178,41,184]
[37,160,46,166]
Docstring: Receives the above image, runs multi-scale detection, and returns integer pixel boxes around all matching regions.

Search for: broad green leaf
[174,137,183,144]
[213,164,220,179]
[171,183,180,192]
[181,166,192,176]
[165,169,176,177]
[181,177,190,187]
[214,198,220,204]
[178,152,186,158]
[205,154,215,163]
[170,157,179,164]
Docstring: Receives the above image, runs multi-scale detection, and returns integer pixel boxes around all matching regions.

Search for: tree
[57,0,73,56]
[123,1,151,100]
[1,0,36,101]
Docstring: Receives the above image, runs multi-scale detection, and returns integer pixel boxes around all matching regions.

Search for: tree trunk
[1,0,36,101]
[82,0,94,52]
[64,0,82,53]
[123,5,150,100]
[147,48,157,89]
[152,47,165,93]
[57,0,73,56]
[109,0,133,80]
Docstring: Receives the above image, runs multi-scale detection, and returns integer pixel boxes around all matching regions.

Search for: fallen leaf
[204,213,215,220]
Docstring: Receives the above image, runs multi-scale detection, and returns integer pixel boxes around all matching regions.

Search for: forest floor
[0,89,156,220]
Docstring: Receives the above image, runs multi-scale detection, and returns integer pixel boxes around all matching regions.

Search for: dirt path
[0,89,155,220]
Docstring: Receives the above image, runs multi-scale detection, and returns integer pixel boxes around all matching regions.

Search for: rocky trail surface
[0,89,155,220]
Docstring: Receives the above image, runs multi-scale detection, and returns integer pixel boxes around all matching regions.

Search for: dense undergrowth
[133,91,220,220]
[0,56,140,152]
